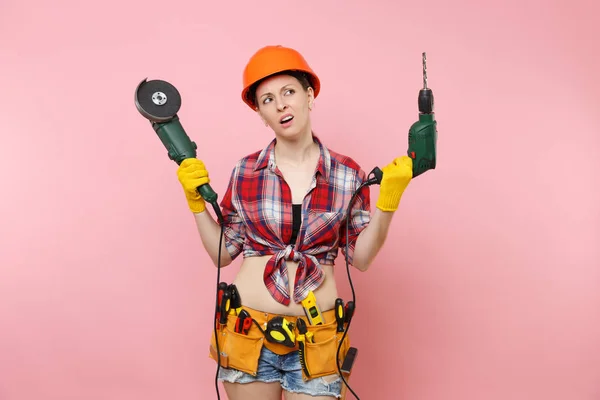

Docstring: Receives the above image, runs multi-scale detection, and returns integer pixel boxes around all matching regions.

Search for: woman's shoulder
[324,145,364,175]
[234,139,275,167]
[227,146,269,178]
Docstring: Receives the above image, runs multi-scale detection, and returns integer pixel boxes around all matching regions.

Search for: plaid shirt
[219,135,371,306]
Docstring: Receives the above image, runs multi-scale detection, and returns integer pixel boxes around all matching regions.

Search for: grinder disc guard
[134,78,181,122]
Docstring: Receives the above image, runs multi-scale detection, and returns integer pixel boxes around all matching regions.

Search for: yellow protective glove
[376,156,413,212]
[176,158,210,213]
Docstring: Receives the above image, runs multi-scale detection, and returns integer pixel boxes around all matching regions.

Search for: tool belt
[209,304,351,381]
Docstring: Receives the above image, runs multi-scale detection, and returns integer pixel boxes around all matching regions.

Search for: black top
[289,204,302,245]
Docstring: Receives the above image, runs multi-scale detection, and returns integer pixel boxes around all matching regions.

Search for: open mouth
[280,115,294,124]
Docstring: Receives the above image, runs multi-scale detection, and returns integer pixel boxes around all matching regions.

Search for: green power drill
[134,78,224,223]
[407,52,437,178]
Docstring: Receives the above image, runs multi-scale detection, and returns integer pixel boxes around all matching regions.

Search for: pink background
[1,0,599,399]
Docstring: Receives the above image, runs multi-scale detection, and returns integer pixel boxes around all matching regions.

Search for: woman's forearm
[193,210,233,268]
[351,208,395,271]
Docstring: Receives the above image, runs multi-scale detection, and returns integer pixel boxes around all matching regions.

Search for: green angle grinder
[407,52,438,178]
[134,78,224,223]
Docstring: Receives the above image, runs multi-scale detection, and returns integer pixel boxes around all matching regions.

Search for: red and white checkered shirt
[219,134,371,305]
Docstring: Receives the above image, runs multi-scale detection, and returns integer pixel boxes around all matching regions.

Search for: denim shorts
[218,345,343,398]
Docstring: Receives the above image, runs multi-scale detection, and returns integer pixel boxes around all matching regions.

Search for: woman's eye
[263,97,272,104]
[285,89,294,95]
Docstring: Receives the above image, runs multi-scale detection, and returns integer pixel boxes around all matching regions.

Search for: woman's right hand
[177,158,210,213]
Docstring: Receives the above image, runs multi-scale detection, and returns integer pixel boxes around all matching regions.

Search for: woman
[176,45,413,399]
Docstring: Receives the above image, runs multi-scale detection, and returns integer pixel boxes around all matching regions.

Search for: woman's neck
[274,132,318,167]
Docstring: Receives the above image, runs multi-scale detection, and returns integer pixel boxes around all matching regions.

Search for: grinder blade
[134,78,182,122]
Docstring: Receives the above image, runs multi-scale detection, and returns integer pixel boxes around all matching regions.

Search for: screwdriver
[335,298,345,332]
[219,290,231,325]
[215,282,228,324]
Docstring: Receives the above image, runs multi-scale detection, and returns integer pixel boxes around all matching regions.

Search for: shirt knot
[283,245,303,262]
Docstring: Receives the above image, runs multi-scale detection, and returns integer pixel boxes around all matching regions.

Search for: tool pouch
[209,313,265,376]
[302,318,351,381]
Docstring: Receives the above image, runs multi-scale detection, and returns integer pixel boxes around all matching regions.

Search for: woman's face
[255,74,314,139]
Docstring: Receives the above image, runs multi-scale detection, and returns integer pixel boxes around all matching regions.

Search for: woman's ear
[307,87,315,110]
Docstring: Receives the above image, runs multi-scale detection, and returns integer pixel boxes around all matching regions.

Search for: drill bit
[422,52,427,90]
[418,51,433,114]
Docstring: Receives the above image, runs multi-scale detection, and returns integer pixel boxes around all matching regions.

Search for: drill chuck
[418,88,434,114]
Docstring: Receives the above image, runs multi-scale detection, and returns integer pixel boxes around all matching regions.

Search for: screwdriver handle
[335,298,345,332]
[216,282,228,322]
[219,291,231,325]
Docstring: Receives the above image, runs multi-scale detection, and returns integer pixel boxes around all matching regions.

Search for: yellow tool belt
[209,305,351,380]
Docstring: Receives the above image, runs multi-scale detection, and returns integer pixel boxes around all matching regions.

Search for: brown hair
[247,70,313,108]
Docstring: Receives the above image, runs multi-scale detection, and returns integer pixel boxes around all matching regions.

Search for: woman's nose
[276,100,287,111]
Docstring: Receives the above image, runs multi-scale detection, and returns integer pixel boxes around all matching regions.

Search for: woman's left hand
[375,156,413,212]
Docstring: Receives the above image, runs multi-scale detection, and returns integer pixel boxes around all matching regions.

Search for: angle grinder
[134,78,223,222]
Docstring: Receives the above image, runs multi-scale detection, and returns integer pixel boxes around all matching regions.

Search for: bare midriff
[231,255,339,316]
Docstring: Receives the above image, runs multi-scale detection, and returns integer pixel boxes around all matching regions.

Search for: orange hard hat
[241,45,321,110]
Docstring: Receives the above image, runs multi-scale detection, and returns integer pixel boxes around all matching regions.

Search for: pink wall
[1,0,599,399]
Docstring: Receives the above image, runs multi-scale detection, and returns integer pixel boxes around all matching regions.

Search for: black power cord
[208,205,225,400]
[336,166,383,400]
[209,166,382,400]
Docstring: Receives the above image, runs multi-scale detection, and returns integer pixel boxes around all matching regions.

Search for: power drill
[407,52,437,178]
[134,78,224,223]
